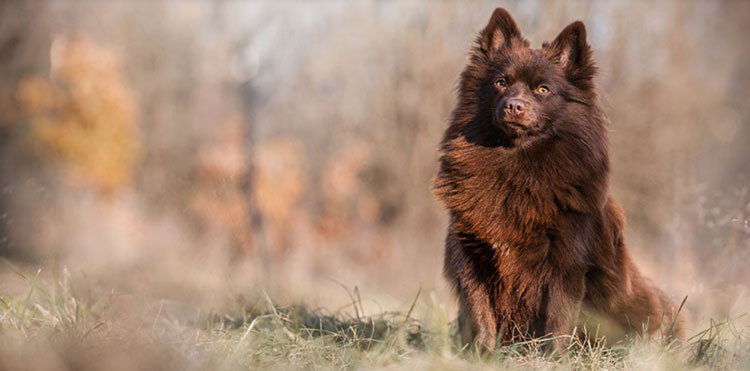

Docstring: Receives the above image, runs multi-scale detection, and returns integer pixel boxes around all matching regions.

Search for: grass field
[1,266,748,371]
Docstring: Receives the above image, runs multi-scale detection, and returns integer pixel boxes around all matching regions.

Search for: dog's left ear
[546,21,596,84]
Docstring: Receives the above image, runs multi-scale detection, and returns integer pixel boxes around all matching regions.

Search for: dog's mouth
[494,119,545,144]
[502,120,526,129]
[495,110,528,131]
[497,120,530,135]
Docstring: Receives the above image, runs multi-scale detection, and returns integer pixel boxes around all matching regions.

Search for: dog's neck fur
[434,106,610,246]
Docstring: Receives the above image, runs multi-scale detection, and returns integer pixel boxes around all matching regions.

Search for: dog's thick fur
[434,8,683,350]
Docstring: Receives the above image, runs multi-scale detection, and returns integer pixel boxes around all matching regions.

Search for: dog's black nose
[504,99,525,115]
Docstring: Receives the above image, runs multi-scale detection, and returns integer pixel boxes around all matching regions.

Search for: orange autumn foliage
[17,35,140,193]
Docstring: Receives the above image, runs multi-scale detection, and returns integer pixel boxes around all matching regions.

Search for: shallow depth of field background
[0,0,748,357]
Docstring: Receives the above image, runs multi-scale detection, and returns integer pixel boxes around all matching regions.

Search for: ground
[0,266,747,371]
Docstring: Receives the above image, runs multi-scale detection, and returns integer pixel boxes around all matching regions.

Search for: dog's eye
[536,85,550,94]
[495,79,507,88]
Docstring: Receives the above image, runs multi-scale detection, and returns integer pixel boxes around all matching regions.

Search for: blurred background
[0,0,748,324]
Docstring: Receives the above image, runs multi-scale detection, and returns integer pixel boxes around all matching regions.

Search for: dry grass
[1,267,748,371]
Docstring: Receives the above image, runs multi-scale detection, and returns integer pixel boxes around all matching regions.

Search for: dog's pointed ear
[478,8,522,55]
[547,21,596,83]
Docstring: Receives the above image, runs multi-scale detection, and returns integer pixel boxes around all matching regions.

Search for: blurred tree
[17,36,140,193]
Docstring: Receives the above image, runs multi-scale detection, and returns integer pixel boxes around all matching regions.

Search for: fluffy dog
[434,8,684,351]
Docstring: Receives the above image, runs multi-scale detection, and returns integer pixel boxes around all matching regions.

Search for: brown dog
[433,8,684,351]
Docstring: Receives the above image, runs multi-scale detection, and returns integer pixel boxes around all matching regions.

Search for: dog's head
[460,8,598,144]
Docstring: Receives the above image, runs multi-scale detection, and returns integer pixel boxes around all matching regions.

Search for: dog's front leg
[544,272,585,353]
[457,279,497,351]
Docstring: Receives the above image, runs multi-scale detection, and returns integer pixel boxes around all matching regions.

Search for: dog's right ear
[478,8,522,55]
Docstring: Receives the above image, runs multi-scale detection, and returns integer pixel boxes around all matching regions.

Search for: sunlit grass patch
[1,269,749,370]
